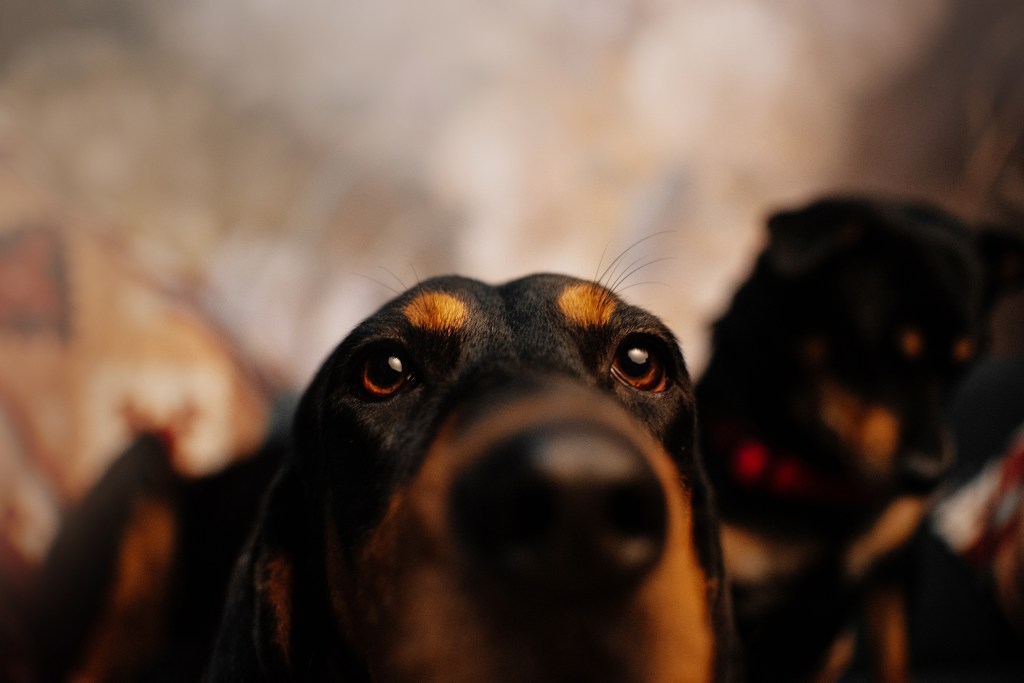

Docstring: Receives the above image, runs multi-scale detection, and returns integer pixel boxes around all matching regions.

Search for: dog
[696,196,1024,681]
[206,273,736,682]
[25,273,736,681]
[22,432,285,682]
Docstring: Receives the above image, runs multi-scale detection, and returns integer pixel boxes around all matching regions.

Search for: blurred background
[1,0,1023,648]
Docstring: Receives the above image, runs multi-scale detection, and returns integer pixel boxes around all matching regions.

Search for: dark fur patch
[698,196,1024,680]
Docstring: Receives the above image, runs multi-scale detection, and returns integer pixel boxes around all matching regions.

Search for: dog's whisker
[410,263,422,288]
[611,256,678,294]
[596,230,676,290]
[355,271,402,295]
[608,252,656,292]
[614,280,671,294]
[593,235,615,288]
[379,266,408,291]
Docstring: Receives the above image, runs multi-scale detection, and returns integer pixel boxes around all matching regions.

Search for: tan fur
[258,551,294,666]
[819,380,901,476]
[403,291,468,333]
[859,407,902,471]
[898,328,923,359]
[348,391,714,682]
[71,500,176,683]
[720,523,821,584]
[814,629,857,683]
[636,437,715,683]
[844,496,928,580]
[557,283,615,328]
[862,582,909,683]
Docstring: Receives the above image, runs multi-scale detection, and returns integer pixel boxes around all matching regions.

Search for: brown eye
[611,338,668,392]
[360,349,414,398]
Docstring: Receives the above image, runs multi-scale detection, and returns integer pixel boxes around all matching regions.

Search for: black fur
[697,196,1024,681]
[208,273,735,681]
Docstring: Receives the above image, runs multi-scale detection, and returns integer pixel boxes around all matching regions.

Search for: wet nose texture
[451,424,667,600]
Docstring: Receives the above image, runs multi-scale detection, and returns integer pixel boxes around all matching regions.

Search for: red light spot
[732,441,769,485]
[771,457,803,492]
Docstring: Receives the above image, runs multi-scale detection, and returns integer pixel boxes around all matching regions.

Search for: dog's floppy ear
[765,200,865,276]
[975,227,1024,309]
[207,466,304,681]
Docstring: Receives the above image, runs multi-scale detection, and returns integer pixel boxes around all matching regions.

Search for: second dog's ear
[765,200,865,276]
[975,228,1024,309]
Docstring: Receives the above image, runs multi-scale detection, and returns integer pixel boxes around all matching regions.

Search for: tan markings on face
[860,407,902,470]
[72,500,176,682]
[819,380,902,475]
[636,456,715,683]
[844,495,928,579]
[899,328,924,359]
[403,291,467,333]
[952,337,975,364]
[258,551,294,666]
[720,523,822,585]
[557,282,615,328]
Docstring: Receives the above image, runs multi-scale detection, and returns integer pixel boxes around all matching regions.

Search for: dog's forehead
[373,273,658,336]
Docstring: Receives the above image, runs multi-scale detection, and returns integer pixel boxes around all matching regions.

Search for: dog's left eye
[360,349,415,398]
[611,337,668,392]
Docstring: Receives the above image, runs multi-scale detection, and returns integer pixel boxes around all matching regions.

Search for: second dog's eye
[611,338,668,392]
[360,350,415,398]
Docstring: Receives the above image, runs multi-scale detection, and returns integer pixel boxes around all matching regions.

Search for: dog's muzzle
[443,379,669,600]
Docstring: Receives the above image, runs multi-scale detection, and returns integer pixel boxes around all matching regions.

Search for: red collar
[707,414,873,506]
[728,439,871,505]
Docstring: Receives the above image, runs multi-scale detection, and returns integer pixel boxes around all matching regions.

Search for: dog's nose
[451,423,667,598]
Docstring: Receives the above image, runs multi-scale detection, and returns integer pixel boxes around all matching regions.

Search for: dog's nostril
[496,479,556,547]
[606,481,666,539]
[450,424,667,598]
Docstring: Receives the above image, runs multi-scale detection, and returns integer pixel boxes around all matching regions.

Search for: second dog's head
[700,197,1024,530]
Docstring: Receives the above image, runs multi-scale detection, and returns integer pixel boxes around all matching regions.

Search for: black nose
[450,423,667,599]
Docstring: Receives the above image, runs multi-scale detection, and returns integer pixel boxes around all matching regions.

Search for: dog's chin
[359,563,710,683]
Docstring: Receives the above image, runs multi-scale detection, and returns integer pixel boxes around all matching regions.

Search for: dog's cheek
[350,487,506,683]
[634,453,718,683]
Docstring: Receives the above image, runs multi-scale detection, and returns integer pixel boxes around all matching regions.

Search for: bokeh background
[1,0,1023,635]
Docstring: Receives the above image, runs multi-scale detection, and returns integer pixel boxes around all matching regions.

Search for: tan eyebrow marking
[899,328,924,359]
[403,291,467,332]
[557,282,616,327]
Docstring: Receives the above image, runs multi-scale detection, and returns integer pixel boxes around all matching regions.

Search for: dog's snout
[451,423,667,598]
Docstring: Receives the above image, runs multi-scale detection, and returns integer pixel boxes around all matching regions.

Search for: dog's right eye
[611,336,669,393]
[360,349,415,399]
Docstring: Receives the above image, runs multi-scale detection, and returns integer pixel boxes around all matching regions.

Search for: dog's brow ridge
[403,291,468,332]
[557,282,615,328]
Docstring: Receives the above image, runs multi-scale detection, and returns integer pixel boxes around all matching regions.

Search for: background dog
[696,197,1024,681]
